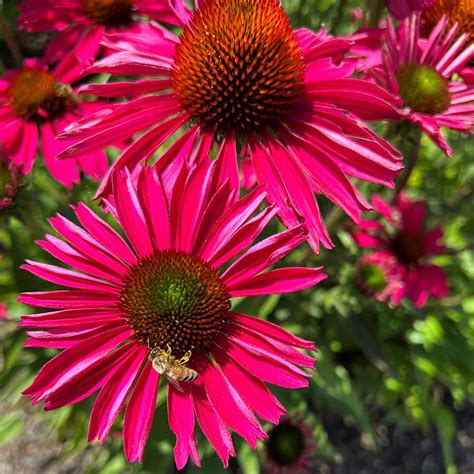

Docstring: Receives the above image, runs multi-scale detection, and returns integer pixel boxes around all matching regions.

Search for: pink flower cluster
[0,0,469,468]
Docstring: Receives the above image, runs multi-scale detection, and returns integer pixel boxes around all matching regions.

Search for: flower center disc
[120,251,231,357]
[7,68,73,122]
[422,0,474,43]
[267,422,306,467]
[396,64,451,115]
[360,263,388,293]
[83,0,133,25]
[391,229,426,265]
[172,0,305,133]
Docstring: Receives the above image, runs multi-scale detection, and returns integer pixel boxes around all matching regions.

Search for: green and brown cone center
[360,263,388,293]
[172,0,304,133]
[120,251,230,358]
[83,0,133,25]
[391,229,426,265]
[7,68,74,122]
[396,64,451,115]
[267,422,306,467]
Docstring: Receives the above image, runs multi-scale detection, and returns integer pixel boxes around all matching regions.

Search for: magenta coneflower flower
[353,194,449,308]
[58,0,403,252]
[0,304,8,320]
[387,0,436,19]
[372,15,474,155]
[17,0,190,64]
[0,151,20,211]
[264,415,316,474]
[19,157,326,468]
[0,53,111,187]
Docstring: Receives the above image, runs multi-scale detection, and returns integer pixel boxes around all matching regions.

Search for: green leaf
[0,412,24,446]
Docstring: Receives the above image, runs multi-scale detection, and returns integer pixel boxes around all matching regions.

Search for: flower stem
[368,0,385,27]
[393,128,422,202]
[0,6,23,68]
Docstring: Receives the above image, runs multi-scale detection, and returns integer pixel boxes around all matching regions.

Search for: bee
[149,344,198,392]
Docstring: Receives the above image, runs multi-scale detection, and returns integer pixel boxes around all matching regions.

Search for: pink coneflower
[19,157,326,468]
[0,53,110,188]
[17,0,190,64]
[353,194,449,308]
[0,304,8,320]
[0,151,20,211]
[58,0,403,252]
[387,0,436,20]
[264,415,316,474]
[372,15,474,156]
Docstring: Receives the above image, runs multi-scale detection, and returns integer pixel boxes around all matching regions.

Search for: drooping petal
[123,361,160,463]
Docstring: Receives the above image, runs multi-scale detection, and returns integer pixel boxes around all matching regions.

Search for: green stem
[368,0,385,27]
[0,7,22,68]
[392,128,422,202]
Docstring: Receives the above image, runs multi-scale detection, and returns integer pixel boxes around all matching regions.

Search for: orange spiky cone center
[172,0,305,133]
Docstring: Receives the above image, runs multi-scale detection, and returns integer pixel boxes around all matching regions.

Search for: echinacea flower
[17,0,190,64]
[0,53,111,187]
[387,0,436,20]
[0,304,8,320]
[19,157,326,468]
[353,194,449,308]
[0,151,20,211]
[264,415,316,474]
[58,0,403,252]
[372,15,474,155]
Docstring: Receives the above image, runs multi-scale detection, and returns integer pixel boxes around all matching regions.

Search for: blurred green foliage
[0,0,473,473]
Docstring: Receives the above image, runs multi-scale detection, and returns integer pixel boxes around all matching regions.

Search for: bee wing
[167,376,184,393]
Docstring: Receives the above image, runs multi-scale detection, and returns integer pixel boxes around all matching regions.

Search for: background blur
[0,0,473,472]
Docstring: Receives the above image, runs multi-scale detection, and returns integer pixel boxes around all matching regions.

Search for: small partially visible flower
[372,15,474,155]
[264,415,315,474]
[0,304,8,320]
[19,157,325,468]
[58,0,403,252]
[18,0,190,64]
[0,152,19,211]
[353,194,449,308]
[387,0,436,20]
[0,53,110,187]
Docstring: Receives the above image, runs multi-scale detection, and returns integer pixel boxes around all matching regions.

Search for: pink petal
[22,260,119,293]
[112,169,154,258]
[23,325,132,401]
[73,203,137,266]
[123,361,160,463]
[43,341,136,410]
[190,382,235,467]
[228,267,326,296]
[199,186,267,261]
[222,335,311,389]
[196,354,266,448]
[89,344,146,443]
[230,312,315,350]
[19,290,119,309]
[212,345,286,424]
[168,385,201,469]
[137,167,171,251]
[222,227,306,288]
[208,207,278,269]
